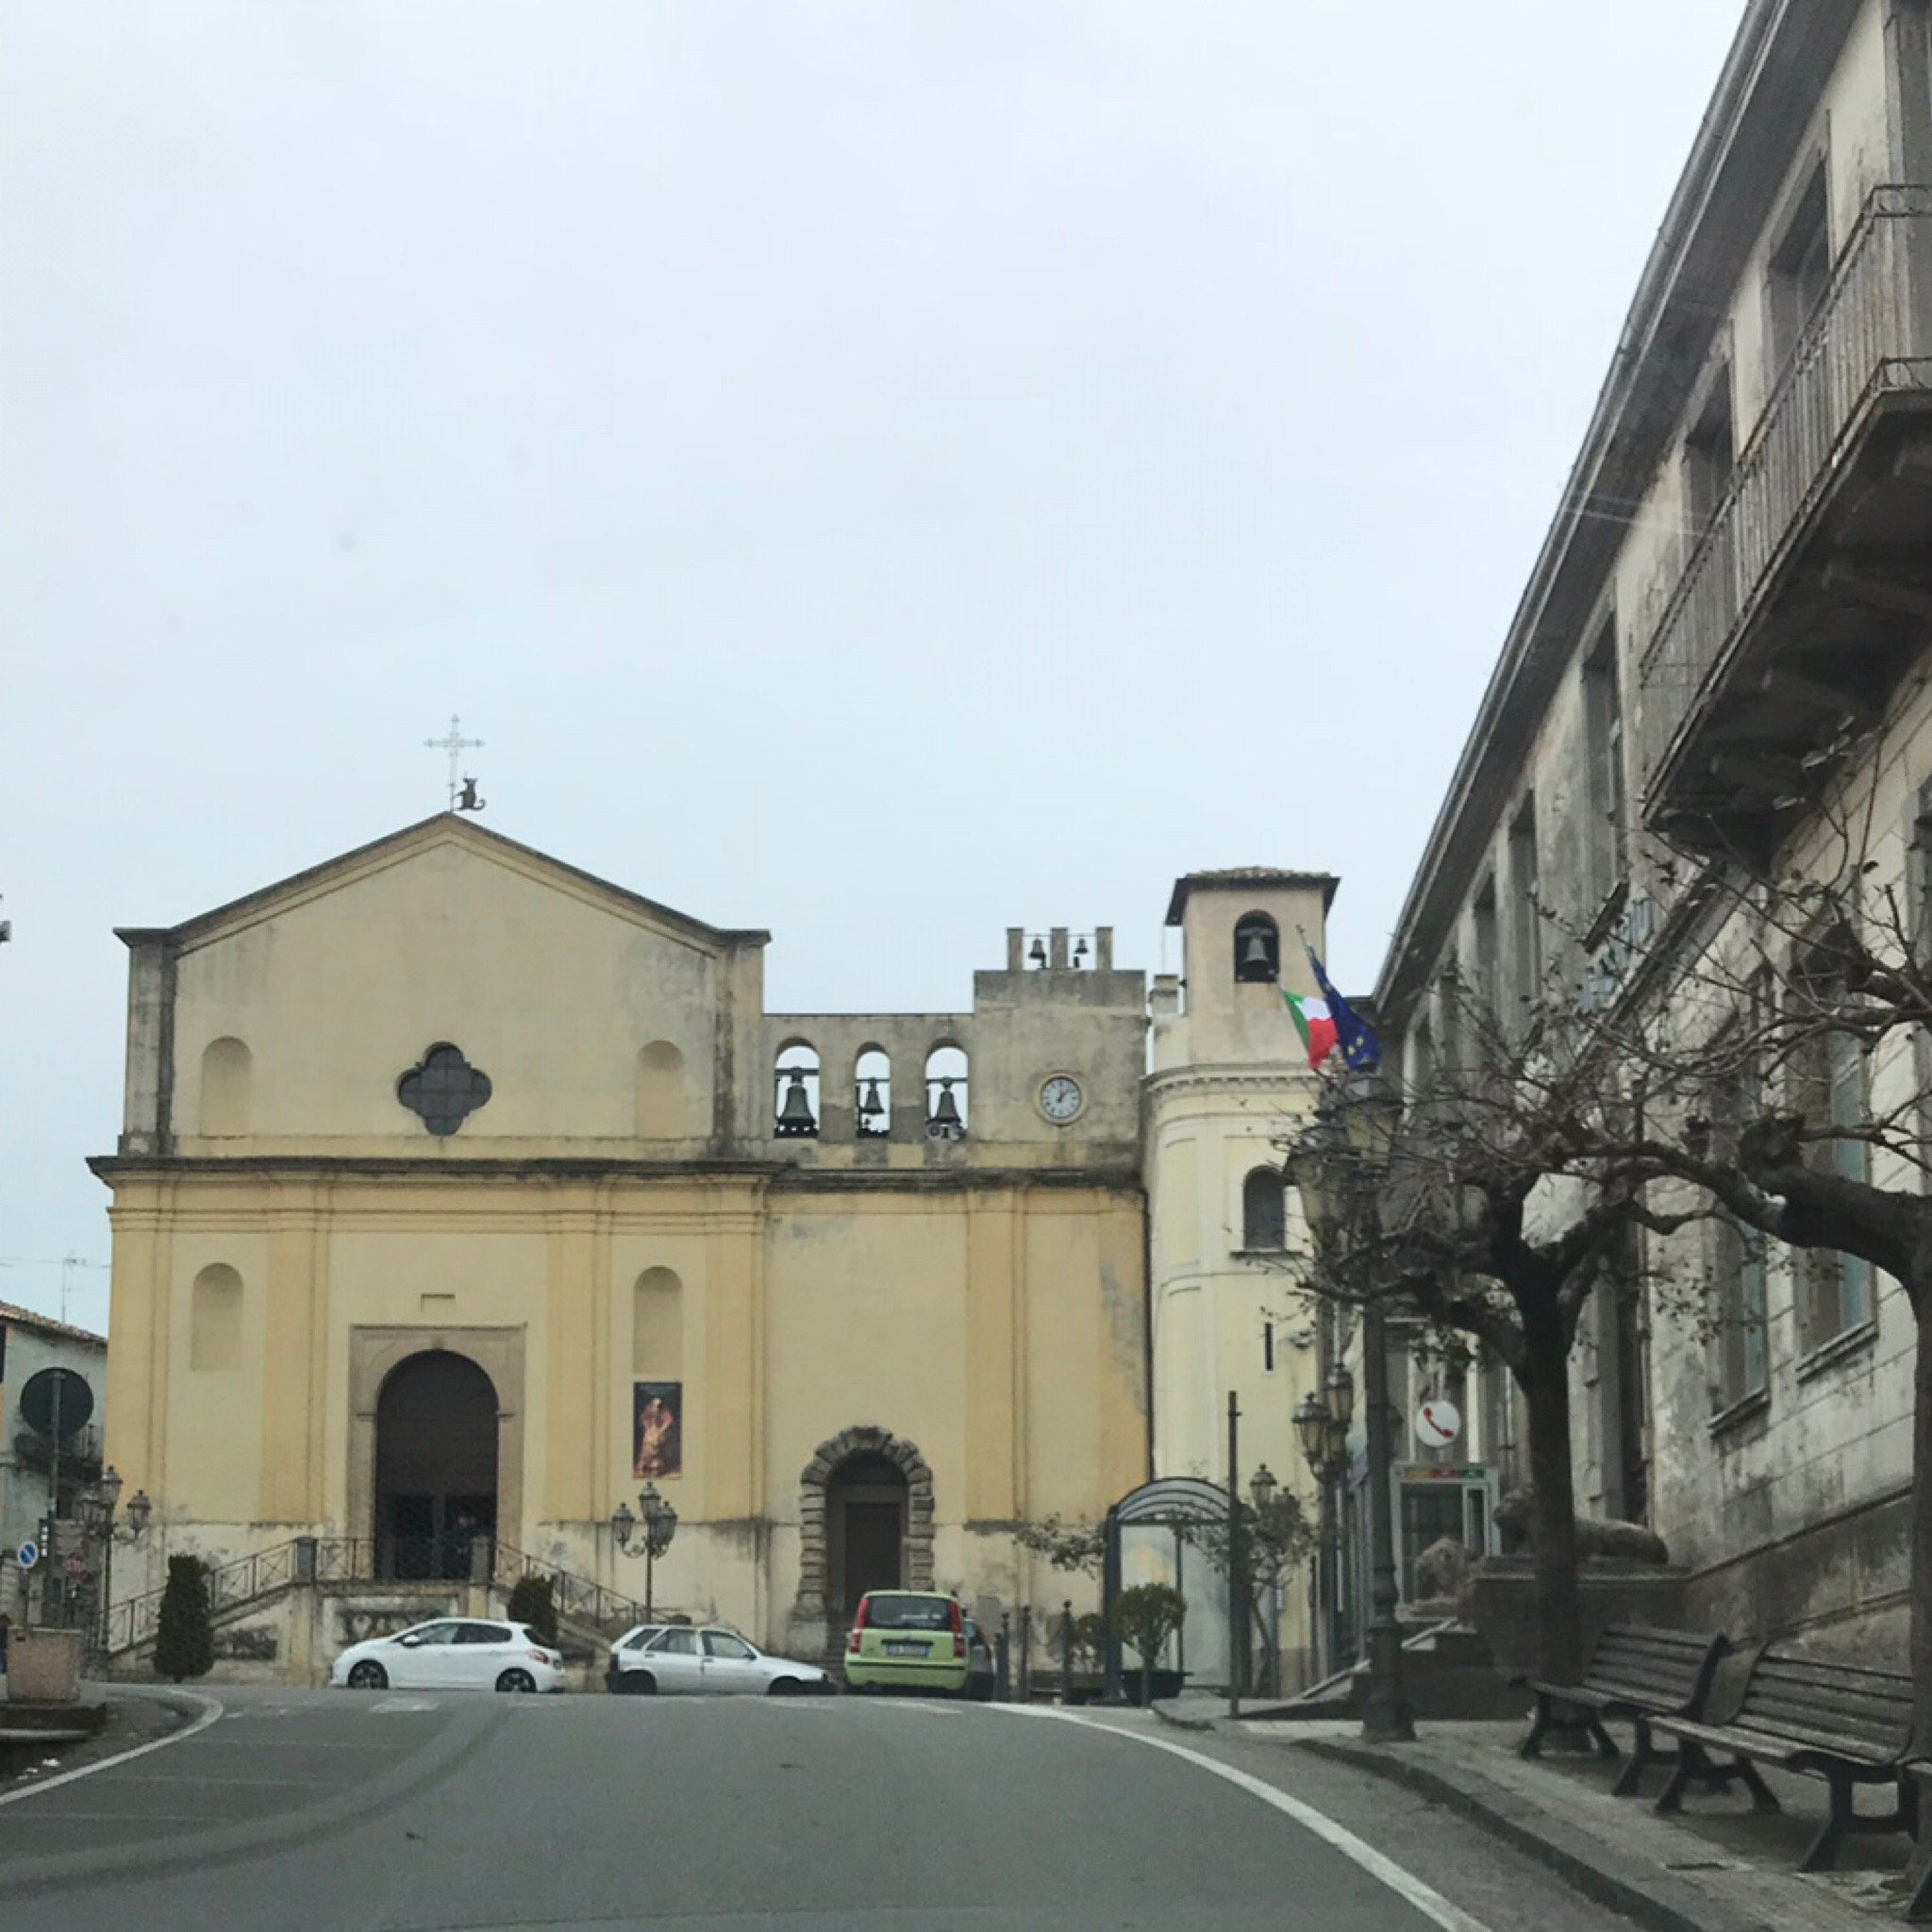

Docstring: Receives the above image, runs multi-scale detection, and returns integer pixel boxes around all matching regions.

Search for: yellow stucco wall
[103,1170,1144,1647]
[98,819,1149,1662]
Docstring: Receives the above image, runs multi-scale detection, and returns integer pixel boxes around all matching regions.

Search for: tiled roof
[1165,869,1341,924]
[0,1299,107,1347]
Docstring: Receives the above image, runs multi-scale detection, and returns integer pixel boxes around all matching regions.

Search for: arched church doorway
[825,1451,908,1619]
[374,1350,499,1580]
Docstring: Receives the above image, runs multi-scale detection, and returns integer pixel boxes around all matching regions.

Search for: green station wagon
[842,1590,970,1695]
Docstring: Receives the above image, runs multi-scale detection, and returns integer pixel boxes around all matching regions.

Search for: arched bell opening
[924,1043,968,1141]
[774,1041,821,1139]
[854,1045,892,1139]
[1234,912,1281,984]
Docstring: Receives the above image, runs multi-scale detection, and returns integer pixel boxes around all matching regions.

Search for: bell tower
[1145,867,1341,1692]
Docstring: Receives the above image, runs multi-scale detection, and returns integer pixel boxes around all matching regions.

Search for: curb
[1148,1699,1215,1733]
[1297,1736,1773,1932]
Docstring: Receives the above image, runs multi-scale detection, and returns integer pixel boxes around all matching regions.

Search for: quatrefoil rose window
[396,1042,492,1137]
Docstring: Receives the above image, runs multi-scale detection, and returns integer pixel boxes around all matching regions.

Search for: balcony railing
[1637,185,1932,807]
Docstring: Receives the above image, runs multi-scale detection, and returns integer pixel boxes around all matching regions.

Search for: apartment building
[1375,0,1932,1651]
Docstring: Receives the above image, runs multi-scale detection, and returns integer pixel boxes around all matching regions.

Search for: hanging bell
[775,1068,818,1136]
[1028,937,1048,968]
[1240,929,1274,977]
[929,1077,964,1132]
[1074,936,1090,966]
[858,1076,885,1123]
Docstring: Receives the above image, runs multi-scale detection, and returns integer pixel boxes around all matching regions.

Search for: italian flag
[1282,989,1340,1071]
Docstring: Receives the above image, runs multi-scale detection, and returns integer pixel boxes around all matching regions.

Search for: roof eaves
[1372,0,1859,1024]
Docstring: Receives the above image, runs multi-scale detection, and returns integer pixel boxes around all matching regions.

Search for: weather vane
[424,714,485,811]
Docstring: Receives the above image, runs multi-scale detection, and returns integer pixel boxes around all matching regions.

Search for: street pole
[1226,1391,1241,1722]
[644,1541,655,1622]
[1359,1298,1413,1741]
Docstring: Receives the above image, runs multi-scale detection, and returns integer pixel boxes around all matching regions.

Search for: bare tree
[1285,985,1708,1688]
[1541,791,1932,1761]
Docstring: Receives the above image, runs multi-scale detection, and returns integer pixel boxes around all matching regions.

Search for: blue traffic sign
[16,1539,40,1570]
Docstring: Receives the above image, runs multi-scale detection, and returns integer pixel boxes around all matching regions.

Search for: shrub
[1111,1583,1186,1708]
[506,1574,559,1649]
[153,1555,214,1682]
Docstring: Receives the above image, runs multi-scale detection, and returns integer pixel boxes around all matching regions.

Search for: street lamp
[1248,1464,1278,1512]
[610,1482,678,1617]
[80,1465,151,1674]
[1288,1072,1413,1743]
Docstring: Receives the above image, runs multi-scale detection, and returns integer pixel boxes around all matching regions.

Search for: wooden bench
[1650,1645,1916,1871]
[1519,1624,1729,1792]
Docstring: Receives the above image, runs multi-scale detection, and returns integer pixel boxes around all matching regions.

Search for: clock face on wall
[1038,1074,1085,1124]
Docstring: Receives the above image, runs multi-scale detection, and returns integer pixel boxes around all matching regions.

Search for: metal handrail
[1636,184,1932,802]
[103,1537,302,1656]
[103,1534,662,1656]
[492,1542,652,1636]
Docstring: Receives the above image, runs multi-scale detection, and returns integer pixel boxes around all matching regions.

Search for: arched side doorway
[791,1426,934,1647]
[825,1452,908,1618]
[373,1350,499,1580]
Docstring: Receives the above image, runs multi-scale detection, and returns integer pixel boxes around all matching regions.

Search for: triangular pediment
[118,814,768,958]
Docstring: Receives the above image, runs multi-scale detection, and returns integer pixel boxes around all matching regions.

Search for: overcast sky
[2,2,1746,1331]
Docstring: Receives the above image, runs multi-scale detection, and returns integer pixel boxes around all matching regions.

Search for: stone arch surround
[788,1425,934,1654]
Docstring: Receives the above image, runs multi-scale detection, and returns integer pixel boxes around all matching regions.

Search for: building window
[1507,797,1541,1024]
[1791,986,1875,1349]
[1582,625,1626,907]
[1470,881,1499,1023]
[1684,364,1735,545]
[1708,1062,1769,1408]
[397,1043,492,1137]
[1241,1167,1287,1251]
[1767,162,1831,385]
[1911,782,1932,1176]
[1712,1215,1769,1409]
[1234,912,1280,984]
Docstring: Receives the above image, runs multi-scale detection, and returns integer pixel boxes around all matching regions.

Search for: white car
[331,1617,566,1693]
[606,1623,833,1696]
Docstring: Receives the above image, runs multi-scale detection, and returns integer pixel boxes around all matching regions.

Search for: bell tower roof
[1163,868,1339,925]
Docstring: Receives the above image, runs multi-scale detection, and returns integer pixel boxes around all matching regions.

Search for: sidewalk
[1155,1698,1914,1929]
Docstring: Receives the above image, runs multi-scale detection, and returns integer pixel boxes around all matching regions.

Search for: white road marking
[989,1706,1494,1932]
[369,1697,440,1713]
[0,1690,224,1813]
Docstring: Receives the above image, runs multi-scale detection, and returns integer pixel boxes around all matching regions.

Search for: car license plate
[884,1641,926,1657]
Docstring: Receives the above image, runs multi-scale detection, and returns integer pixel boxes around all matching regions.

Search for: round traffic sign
[18,1366,93,1440]
[16,1539,40,1571]
[1414,1398,1462,1450]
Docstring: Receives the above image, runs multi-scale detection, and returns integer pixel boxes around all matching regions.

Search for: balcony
[10,1423,104,1479]
[1637,185,1932,858]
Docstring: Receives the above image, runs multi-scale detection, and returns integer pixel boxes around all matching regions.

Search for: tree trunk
[1522,1316,1585,1685]
[1911,1289,1932,1878]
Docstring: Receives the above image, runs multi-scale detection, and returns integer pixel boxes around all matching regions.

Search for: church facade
[93,816,1151,1664]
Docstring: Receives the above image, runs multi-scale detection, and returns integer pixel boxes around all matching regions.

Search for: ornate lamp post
[79,1465,151,1672]
[610,1482,678,1618]
[1295,1361,1354,1676]
[1289,1074,1412,1742]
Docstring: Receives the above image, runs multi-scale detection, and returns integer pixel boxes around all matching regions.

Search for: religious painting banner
[633,1381,683,1479]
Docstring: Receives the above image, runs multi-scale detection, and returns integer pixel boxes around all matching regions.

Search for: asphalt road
[0,1687,1644,1932]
